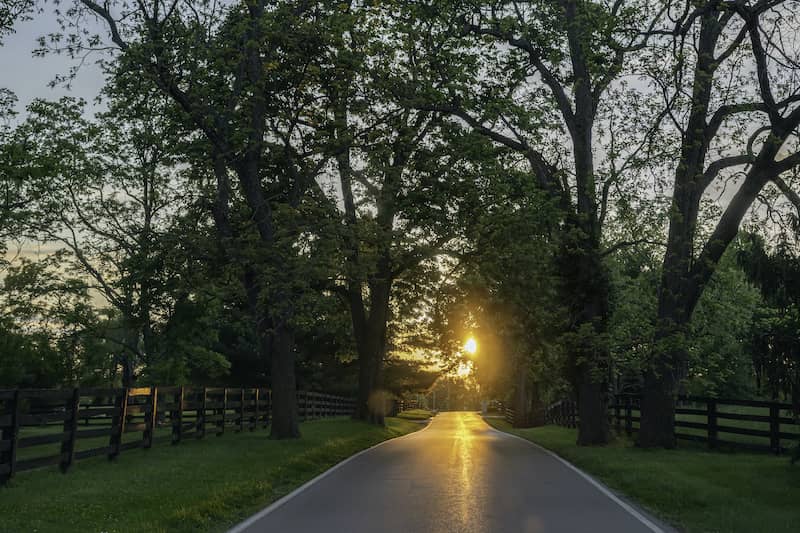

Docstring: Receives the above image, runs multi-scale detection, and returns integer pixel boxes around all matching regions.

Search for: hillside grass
[0,417,421,533]
[486,419,800,533]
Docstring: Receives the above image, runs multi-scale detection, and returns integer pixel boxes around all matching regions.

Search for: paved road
[230,412,666,533]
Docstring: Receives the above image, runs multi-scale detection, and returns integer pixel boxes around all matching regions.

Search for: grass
[486,419,800,533]
[0,417,421,533]
[396,408,435,421]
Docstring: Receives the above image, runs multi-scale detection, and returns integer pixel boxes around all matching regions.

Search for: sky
[1,13,106,116]
[2,13,106,265]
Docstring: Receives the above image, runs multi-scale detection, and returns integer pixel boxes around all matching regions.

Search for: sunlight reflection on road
[240,411,658,533]
[425,412,491,533]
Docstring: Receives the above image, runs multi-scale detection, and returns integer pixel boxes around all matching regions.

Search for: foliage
[738,233,800,402]
[608,241,764,399]
[2,1,800,450]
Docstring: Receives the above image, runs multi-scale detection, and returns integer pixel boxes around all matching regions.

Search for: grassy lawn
[486,419,800,533]
[396,408,435,421]
[0,417,421,533]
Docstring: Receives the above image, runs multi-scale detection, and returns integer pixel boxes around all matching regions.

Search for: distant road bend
[229,411,669,533]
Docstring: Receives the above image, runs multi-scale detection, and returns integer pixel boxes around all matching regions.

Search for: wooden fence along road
[0,387,355,484]
[519,394,798,454]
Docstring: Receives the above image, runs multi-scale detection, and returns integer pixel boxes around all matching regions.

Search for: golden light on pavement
[464,337,478,355]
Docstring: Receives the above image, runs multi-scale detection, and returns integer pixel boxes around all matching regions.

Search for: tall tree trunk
[639,355,680,449]
[353,279,390,425]
[638,4,723,449]
[573,289,611,446]
[513,357,531,427]
[354,333,375,421]
[638,223,694,448]
[270,322,299,439]
[560,218,611,445]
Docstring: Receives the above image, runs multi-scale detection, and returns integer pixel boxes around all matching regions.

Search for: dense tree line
[1,0,800,446]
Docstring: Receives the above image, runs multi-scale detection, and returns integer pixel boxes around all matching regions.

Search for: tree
[18,96,193,385]
[639,0,800,448]
[59,0,343,437]
[0,253,105,388]
[738,233,800,403]
[308,2,476,423]
[420,130,567,425]
[0,0,32,42]
[415,0,662,443]
[607,240,763,399]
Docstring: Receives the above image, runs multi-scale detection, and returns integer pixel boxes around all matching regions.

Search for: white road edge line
[487,424,665,533]
[226,418,433,533]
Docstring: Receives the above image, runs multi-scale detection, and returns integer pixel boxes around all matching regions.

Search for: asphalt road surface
[230,411,667,533]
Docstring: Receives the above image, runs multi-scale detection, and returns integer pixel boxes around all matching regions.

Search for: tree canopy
[1,0,800,448]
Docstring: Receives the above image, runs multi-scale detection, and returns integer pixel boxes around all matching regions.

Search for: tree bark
[572,290,611,445]
[270,322,300,439]
[513,357,531,427]
[353,278,390,425]
[558,211,611,445]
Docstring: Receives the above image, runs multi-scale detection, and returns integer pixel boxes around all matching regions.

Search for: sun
[464,337,477,355]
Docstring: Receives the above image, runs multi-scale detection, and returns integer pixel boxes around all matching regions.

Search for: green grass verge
[0,417,421,533]
[396,408,435,420]
[486,419,800,533]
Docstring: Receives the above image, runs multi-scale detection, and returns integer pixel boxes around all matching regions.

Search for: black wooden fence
[537,394,799,454]
[545,399,577,428]
[501,401,564,428]
[0,386,355,483]
[504,405,517,426]
[608,394,799,453]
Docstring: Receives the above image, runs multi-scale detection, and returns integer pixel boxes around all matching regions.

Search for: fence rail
[545,399,577,428]
[503,406,516,426]
[0,386,355,483]
[609,394,799,453]
[540,394,799,454]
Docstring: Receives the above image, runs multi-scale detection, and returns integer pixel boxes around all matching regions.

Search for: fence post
[198,387,207,439]
[60,387,81,473]
[172,386,184,445]
[239,389,245,432]
[109,388,128,460]
[707,398,717,450]
[571,400,577,428]
[218,388,227,436]
[264,389,272,429]
[143,387,158,449]
[770,404,780,454]
[313,392,318,420]
[1,389,21,483]
[252,389,259,431]
[625,396,632,437]
[614,397,621,434]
